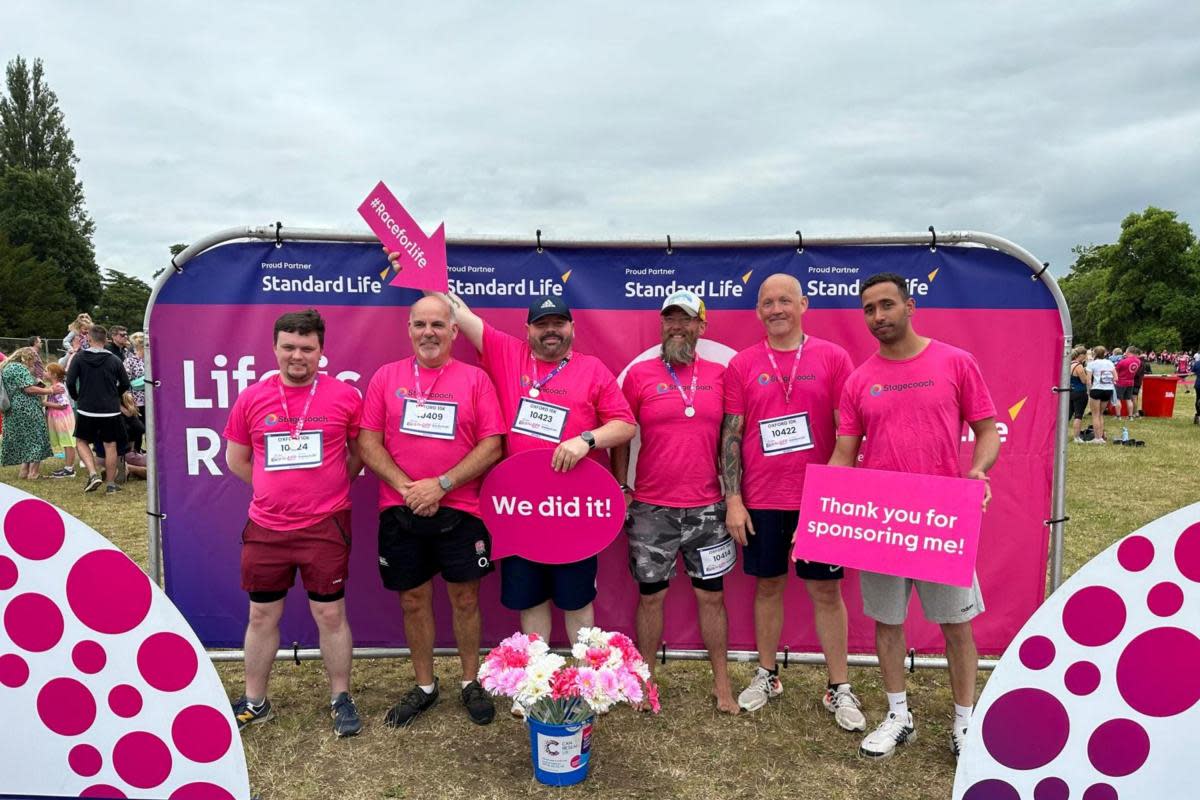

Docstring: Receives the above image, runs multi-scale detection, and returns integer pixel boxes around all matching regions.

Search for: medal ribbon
[412,359,448,406]
[277,374,318,439]
[530,354,570,393]
[764,337,804,405]
[664,359,699,414]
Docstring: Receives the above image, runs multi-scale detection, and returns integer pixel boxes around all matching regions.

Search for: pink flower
[551,667,580,699]
[644,680,661,713]
[496,667,525,696]
[597,668,620,697]
[618,671,643,702]
[585,647,610,669]
[575,667,599,696]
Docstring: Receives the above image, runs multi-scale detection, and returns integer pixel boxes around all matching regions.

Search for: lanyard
[528,354,570,397]
[277,375,318,439]
[412,359,448,406]
[764,337,804,405]
[664,360,699,417]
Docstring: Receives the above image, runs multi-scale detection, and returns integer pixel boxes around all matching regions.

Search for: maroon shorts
[240,509,351,597]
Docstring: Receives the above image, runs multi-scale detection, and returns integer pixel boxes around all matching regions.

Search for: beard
[530,331,573,360]
[661,336,697,364]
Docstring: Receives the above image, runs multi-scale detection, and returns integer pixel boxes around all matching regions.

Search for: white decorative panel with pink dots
[953,502,1200,800]
[0,484,250,799]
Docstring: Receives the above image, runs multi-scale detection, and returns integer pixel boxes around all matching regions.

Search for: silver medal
[529,387,540,398]
[684,406,696,418]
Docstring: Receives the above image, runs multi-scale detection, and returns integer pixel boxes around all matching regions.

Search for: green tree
[1060,249,1111,346]
[93,268,152,333]
[0,165,101,309]
[0,231,74,337]
[0,56,92,236]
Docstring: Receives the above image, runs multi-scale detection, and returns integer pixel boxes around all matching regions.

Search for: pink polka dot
[1066,661,1102,696]
[1019,636,1055,670]
[963,780,1019,800]
[1147,582,1184,617]
[112,731,172,789]
[3,498,65,560]
[1034,777,1069,800]
[0,653,29,687]
[1117,627,1200,716]
[1088,718,1149,777]
[1082,784,1117,800]
[69,743,103,777]
[72,640,107,674]
[982,688,1070,770]
[67,549,152,635]
[172,704,233,763]
[170,782,237,800]
[80,784,126,798]
[137,632,198,692]
[1062,586,1126,646]
[108,684,143,718]
[37,677,97,736]
[1175,523,1200,582]
[4,593,64,652]
[1117,535,1154,571]
[0,555,17,589]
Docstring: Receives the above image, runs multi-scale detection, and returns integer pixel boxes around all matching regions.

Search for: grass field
[3,387,1198,799]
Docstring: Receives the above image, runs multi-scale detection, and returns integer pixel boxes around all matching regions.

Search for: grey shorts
[1116,385,1137,401]
[859,570,985,625]
[626,500,734,584]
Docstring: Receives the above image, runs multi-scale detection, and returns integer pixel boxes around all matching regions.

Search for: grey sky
[3,1,1198,283]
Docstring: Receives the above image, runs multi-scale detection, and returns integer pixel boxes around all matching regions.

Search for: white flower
[571,642,589,659]
[529,639,550,658]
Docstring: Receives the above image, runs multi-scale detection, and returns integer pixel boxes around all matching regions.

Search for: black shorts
[1116,385,1137,401]
[1089,389,1112,401]
[74,413,125,445]
[500,556,598,611]
[743,508,844,581]
[378,506,493,593]
[1069,390,1088,420]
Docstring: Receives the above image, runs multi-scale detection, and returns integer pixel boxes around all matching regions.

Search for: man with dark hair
[832,271,999,761]
[106,326,130,360]
[67,324,131,494]
[223,309,366,737]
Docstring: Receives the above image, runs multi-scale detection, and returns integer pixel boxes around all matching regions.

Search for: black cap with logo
[527,295,573,323]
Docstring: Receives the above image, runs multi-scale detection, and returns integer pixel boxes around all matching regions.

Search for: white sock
[886,691,908,717]
[419,683,436,694]
[461,680,472,689]
[954,703,973,728]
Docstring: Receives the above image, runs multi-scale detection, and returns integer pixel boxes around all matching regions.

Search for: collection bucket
[527,716,594,786]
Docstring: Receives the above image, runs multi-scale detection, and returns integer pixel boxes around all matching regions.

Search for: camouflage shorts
[626,500,735,584]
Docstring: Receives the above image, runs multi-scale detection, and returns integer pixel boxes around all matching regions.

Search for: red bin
[1140,375,1179,418]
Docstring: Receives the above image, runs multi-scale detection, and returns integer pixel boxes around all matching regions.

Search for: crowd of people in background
[0,317,150,489]
[1068,344,1200,443]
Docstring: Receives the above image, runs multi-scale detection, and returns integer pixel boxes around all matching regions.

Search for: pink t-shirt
[838,339,996,478]
[361,357,505,516]
[223,375,363,531]
[1115,357,1141,387]
[724,336,853,510]
[623,357,725,508]
[479,323,634,464]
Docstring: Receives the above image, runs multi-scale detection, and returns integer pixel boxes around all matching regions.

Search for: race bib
[400,398,458,440]
[697,537,736,578]
[511,397,569,443]
[264,430,324,471]
[759,412,813,456]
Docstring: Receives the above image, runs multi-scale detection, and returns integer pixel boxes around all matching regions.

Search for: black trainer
[232,695,274,730]
[384,678,439,728]
[330,692,363,737]
[461,680,495,725]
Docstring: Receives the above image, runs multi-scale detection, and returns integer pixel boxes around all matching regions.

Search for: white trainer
[823,685,867,732]
[737,667,783,712]
[951,722,968,758]
[860,711,917,760]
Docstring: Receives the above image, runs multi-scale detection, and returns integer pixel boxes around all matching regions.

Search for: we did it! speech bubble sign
[793,465,985,587]
[479,451,626,564]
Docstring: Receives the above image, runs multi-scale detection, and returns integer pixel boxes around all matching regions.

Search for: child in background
[43,362,77,478]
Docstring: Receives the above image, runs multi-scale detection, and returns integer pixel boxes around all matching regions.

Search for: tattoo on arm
[720,413,744,495]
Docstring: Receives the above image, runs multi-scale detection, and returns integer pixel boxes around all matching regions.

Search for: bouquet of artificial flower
[479,627,660,723]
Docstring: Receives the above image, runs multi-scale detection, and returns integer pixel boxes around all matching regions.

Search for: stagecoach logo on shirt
[263,413,329,425]
[869,379,935,397]
[519,375,567,396]
[395,386,454,400]
[757,372,816,385]
[264,413,280,425]
[656,382,671,394]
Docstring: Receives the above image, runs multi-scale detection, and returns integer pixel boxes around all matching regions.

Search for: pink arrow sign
[479,450,626,565]
[357,180,448,291]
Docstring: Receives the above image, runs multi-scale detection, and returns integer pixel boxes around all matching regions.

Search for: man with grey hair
[721,273,864,730]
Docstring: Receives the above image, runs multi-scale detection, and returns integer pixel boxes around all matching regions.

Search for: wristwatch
[579,431,596,449]
[437,475,454,491]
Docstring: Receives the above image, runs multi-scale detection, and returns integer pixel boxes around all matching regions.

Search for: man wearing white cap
[612,290,739,713]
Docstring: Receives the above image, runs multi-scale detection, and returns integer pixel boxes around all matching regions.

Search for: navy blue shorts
[743,508,844,581]
[500,555,598,611]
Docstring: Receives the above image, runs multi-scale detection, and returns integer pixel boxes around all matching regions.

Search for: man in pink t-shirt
[831,273,999,761]
[359,295,504,728]
[611,290,738,714]
[721,273,863,730]
[436,290,635,650]
[223,309,365,737]
[1114,349,1141,420]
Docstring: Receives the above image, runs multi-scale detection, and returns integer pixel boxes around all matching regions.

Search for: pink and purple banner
[148,239,1063,655]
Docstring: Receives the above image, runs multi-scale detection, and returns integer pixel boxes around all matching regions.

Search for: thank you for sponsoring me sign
[793,465,985,587]
[480,450,626,565]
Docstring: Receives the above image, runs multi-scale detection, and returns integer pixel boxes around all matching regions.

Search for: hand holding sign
[480,451,626,564]
[357,181,448,291]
